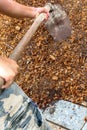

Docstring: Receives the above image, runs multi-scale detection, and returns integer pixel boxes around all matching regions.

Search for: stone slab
[43,100,87,130]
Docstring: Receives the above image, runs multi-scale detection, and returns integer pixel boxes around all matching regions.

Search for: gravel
[0,0,87,108]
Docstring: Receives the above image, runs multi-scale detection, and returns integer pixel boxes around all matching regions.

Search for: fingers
[35,7,49,20]
[0,56,19,89]
[43,7,50,17]
[1,79,13,89]
[1,72,17,89]
[8,59,19,74]
[1,68,17,89]
[42,7,49,20]
[5,57,19,74]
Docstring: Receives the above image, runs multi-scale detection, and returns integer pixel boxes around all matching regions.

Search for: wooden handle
[0,13,47,91]
[10,13,46,61]
[0,4,51,92]
[9,4,50,61]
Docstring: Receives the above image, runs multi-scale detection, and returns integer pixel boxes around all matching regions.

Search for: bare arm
[0,0,49,18]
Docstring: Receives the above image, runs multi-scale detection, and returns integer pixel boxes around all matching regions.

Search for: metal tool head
[45,3,72,42]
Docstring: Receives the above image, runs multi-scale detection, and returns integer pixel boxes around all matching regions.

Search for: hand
[0,0,49,19]
[33,7,49,20]
[0,56,19,89]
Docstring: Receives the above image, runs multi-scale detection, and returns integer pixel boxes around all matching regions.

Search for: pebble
[15,26,21,31]
[52,76,58,80]
[50,55,56,60]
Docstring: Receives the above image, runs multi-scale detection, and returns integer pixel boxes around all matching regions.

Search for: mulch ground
[0,0,87,108]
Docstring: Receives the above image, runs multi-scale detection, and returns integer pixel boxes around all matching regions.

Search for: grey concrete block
[43,100,87,130]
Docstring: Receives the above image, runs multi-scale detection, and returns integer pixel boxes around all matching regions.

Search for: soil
[0,0,87,108]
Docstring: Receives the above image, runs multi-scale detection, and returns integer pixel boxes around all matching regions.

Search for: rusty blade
[45,3,72,42]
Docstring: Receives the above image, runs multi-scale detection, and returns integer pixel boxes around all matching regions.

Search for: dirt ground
[0,0,87,108]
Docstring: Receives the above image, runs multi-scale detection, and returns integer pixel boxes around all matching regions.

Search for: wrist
[28,7,38,18]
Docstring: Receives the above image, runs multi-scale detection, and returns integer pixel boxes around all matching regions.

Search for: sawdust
[0,0,87,108]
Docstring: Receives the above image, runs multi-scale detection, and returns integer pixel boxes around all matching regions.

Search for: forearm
[0,0,36,18]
